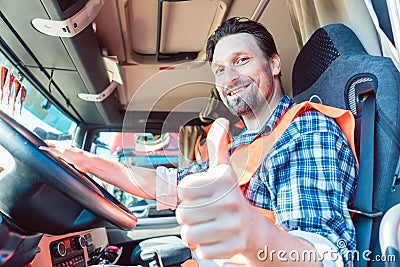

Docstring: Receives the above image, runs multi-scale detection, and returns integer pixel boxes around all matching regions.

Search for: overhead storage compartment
[127,0,219,55]
[0,0,123,125]
[120,0,231,63]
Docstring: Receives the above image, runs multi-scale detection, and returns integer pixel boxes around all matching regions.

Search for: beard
[223,89,259,117]
[219,76,273,117]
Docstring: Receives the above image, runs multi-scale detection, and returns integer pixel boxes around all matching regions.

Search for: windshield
[96,131,180,168]
[91,130,179,217]
[0,52,77,141]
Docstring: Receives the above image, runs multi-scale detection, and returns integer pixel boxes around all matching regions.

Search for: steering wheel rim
[0,110,137,231]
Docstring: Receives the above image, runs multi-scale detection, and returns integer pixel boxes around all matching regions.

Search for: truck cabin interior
[0,0,399,267]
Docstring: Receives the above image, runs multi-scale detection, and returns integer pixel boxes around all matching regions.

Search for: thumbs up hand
[176,118,257,260]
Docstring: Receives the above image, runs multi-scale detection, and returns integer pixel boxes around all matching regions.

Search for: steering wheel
[0,110,137,233]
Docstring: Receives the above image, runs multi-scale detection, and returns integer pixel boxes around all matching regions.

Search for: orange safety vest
[184,101,357,267]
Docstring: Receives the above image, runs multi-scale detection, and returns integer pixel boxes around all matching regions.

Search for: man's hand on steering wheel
[40,141,90,173]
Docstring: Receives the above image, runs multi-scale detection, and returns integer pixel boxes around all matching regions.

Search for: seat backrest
[292,23,400,266]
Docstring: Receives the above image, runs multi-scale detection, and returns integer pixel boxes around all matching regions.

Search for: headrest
[292,23,398,114]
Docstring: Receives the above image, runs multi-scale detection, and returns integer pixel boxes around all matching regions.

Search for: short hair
[206,17,279,63]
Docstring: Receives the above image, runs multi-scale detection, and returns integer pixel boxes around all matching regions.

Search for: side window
[0,52,76,143]
[91,131,179,217]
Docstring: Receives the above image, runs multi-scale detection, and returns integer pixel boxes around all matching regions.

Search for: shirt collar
[230,95,295,149]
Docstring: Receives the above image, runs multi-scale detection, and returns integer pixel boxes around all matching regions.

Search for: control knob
[75,236,86,249]
[51,241,67,258]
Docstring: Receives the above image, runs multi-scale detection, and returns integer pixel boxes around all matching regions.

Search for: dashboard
[31,228,109,267]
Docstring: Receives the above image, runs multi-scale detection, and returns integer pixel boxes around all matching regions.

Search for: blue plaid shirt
[178,95,358,265]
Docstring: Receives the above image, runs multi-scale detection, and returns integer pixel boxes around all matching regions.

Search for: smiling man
[176,17,358,266]
[43,17,358,267]
[210,31,281,131]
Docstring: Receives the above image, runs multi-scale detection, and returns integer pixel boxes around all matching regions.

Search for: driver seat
[292,23,400,266]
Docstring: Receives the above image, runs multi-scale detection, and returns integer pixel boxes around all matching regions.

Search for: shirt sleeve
[155,160,209,210]
[177,160,209,182]
[155,166,178,210]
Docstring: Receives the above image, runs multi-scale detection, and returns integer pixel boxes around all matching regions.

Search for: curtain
[364,0,400,71]
[286,0,349,48]
[179,125,202,168]
[286,0,399,71]
[178,87,222,168]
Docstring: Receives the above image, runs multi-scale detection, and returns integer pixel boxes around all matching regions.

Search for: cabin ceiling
[1,0,378,127]
[93,0,298,112]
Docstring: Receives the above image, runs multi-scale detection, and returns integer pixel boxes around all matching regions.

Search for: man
[43,17,358,266]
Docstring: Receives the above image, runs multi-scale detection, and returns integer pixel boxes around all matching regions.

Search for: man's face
[211,33,277,117]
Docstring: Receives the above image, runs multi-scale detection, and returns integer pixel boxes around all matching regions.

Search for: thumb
[207,118,230,168]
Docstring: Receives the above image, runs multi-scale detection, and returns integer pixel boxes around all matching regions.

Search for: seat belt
[352,93,381,267]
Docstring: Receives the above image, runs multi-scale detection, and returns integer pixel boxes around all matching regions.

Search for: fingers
[177,165,231,201]
[176,193,238,225]
[180,219,241,247]
[39,146,64,157]
[38,144,85,170]
[207,118,230,168]
[195,235,246,260]
[43,140,59,148]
